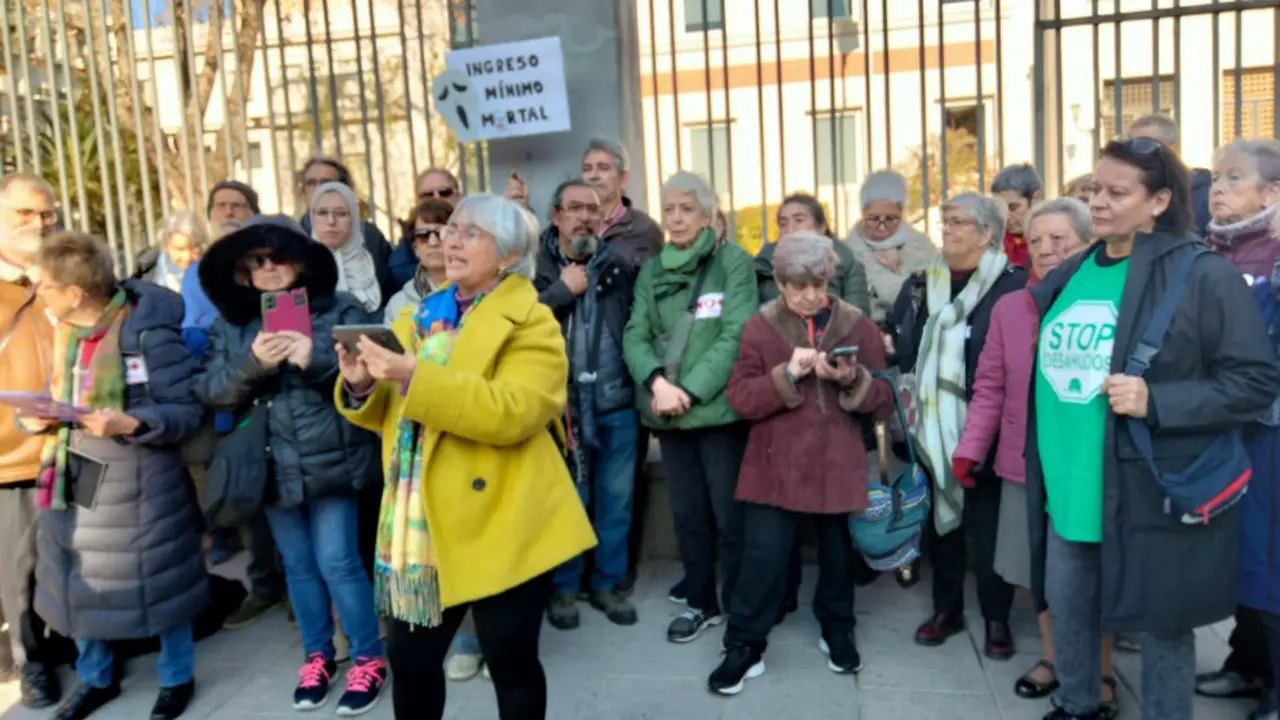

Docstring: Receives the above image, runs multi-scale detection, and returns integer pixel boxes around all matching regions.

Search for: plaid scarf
[374,288,486,626]
[37,290,130,510]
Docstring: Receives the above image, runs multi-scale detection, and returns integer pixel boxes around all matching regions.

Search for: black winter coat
[194,216,380,508]
[1026,233,1280,632]
[35,281,209,641]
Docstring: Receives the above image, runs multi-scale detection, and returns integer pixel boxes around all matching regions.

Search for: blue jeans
[265,494,384,661]
[76,625,193,688]
[553,408,639,594]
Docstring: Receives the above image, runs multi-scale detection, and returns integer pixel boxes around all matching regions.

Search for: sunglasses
[243,253,280,270]
[413,227,443,243]
[419,187,457,200]
[1122,137,1166,155]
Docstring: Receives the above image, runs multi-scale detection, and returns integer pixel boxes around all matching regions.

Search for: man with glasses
[535,179,642,631]
[208,180,259,226]
[581,138,662,271]
[0,173,63,708]
[415,167,461,207]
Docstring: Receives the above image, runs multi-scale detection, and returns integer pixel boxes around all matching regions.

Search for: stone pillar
[472,0,649,223]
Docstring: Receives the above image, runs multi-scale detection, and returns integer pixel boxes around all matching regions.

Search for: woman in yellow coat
[333,193,596,720]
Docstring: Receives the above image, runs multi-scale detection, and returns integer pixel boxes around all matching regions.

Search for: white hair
[450,193,539,280]
[941,192,1008,243]
[661,171,717,217]
[155,209,211,254]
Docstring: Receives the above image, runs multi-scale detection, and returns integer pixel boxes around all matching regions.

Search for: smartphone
[827,345,859,366]
[332,325,406,356]
[262,289,312,339]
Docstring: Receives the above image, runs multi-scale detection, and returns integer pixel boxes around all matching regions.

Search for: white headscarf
[310,181,381,312]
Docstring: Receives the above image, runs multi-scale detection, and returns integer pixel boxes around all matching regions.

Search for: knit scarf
[374,287,485,627]
[37,290,130,510]
[914,248,1009,536]
[1206,204,1278,253]
[332,236,382,313]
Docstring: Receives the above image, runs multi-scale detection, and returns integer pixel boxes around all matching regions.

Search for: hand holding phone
[826,345,859,367]
[262,289,313,339]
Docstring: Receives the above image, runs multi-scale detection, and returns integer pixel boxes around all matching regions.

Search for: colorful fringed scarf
[37,290,130,510]
[374,287,486,626]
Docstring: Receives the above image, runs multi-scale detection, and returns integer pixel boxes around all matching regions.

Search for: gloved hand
[951,456,977,489]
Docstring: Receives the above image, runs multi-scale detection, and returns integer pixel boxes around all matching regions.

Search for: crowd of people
[0,114,1278,720]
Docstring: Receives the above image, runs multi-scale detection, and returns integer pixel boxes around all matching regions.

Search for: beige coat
[847,226,939,323]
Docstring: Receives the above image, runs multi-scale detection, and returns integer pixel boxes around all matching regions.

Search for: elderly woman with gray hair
[335,193,596,718]
[310,181,384,314]
[886,192,1026,657]
[991,163,1044,268]
[623,171,757,645]
[134,210,210,292]
[707,232,893,695]
[848,170,939,324]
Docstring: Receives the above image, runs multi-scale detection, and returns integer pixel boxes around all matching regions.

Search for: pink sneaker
[292,652,337,710]
[335,657,387,716]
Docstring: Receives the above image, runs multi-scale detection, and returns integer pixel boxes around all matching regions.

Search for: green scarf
[37,290,129,510]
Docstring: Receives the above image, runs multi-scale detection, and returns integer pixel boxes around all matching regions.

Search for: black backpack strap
[1123,248,1209,474]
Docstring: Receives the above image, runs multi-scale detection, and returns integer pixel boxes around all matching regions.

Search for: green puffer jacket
[623,229,758,430]
[754,237,871,315]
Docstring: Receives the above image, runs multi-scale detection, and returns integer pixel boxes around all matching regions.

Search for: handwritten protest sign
[432,36,571,142]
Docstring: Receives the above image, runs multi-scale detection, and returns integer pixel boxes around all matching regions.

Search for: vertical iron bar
[1112,5,1122,147]
[181,0,210,203]
[938,0,949,198]
[881,0,891,166]
[118,0,157,245]
[918,0,929,232]
[13,0,40,170]
[1033,0,1044,177]
[81,0,123,264]
[394,0,420,182]
[1212,8,1220,148]
[228,0,252,177]
[321,0,343,154]
[1274,6,1279,139]
[258,0,285,212]
[160,0,194,209]
[141,0,173,214]
[1233,7,1242,139]
[773,0,787,196]
[97,0,135,266]
[0,0,23,172]
[667,0,682,166]
[1051,0,1061,190]
[213,4,234,175]
[53,0,87,229]
[994,0,1004,168]
[648,0,664,186]
[302,0,324,150]
[465,0,485,193]
[1151,0,1159,117]
[720,0,735,221]
[701,0,715,191]
[828,0,840,230]
[1092,0,1100,155]
[1173,0,1182,131]
[861,0,871,180]
[37,0,72,219]
[809,0,819,193]
[348,0,378,208]
[367,0,393,226]
[414,0,436,168]
[976,0,987,189]
[753,0,766,240]
[274,0,301,209]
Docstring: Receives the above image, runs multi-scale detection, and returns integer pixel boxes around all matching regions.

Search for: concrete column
[472,0,649,223]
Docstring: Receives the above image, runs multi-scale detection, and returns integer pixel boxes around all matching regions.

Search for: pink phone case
[262,289,313,338]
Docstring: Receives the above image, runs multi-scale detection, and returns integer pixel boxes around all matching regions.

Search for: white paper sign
[438,36,572,142]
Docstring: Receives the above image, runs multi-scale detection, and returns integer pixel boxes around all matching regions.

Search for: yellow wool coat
[335,275,597,608]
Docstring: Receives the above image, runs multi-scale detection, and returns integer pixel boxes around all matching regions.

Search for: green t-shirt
[1035,252,1129,543]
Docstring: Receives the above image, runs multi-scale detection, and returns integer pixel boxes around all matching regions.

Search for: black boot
[20,662,62,708]
[53,683,121,720]
[151,680,195,720]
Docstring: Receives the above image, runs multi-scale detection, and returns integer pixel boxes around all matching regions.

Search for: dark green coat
[754,238,870,314]
[623,230,758,430]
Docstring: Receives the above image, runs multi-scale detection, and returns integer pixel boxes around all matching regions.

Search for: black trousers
[386,573,553,720]
[929,473,1013,622]
[242,511,287,601]
[0,485,56,668]
[657,424,748,615]
[725,503,856,651]
[626,428,651,582]
[1224,605,1273,682]
[1260,610,1280,709]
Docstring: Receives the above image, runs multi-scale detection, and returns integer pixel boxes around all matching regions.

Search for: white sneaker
[445,652,483,681]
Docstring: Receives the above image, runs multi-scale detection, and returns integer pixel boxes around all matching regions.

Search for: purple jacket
[954,287,1038,484]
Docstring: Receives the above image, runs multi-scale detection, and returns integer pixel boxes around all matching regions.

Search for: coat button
[471,478,486,491]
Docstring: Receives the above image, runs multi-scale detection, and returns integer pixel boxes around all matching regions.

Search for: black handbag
[202,400,270,529]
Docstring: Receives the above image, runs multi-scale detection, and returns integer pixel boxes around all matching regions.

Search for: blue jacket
[178,260,233,434]
[1239,276,1280,615]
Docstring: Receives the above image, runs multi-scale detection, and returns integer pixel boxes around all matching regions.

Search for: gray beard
[1,227,42,263]
[568,234,598,259]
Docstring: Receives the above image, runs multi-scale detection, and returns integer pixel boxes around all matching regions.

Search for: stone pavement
[0,558,1257,720]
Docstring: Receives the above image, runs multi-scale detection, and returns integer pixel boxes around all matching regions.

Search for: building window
[246,142,264,171]
[1100,75,1175,141]
[814,111,860,188]
[1223,68,1276,141]
[811,0,851,18]
[685,0,724,32]
[448,0,476,48]
[690,122,731,193]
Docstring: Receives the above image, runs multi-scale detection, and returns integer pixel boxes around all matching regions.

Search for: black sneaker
[223,594,284,630]
[819,632,863,674]
[589,588,638,626]
[335,657,387,716]
[21,662,61,709]
[667,607,722,644]
[1043,709,1101,720]
[150,680,194,720]
[707,644,765,695]
[293,652,337,711]
[52,683,120,720]
[546,592,580,630]
[668,578,689,604]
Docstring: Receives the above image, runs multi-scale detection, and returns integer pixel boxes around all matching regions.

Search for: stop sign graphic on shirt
[1038,300,1119,404]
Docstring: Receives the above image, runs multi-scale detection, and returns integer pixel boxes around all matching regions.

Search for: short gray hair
[991,164,1043,201]
[941,192,1007,243]
[1218,139,1280,186]
[1027,198,1092,246]
[155,209,211,254]
[450,193,538,280]
[0,173,55,203]
[1129,114,1180,145]
[860,169,908,209]
[583,137,630,174]
[661,171,717,217]
[772,232,837,286]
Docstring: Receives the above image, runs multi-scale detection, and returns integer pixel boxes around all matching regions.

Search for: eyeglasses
[419,187,457,200]
[1121,137,1165,156]
[443,224,486,244]
[864,214,901,229]
[315,208,351,223]
[559,201,600,216]
[302,176,340,189]
[12,207,57,225]
[941,217,979,231]
[413,227,443,244]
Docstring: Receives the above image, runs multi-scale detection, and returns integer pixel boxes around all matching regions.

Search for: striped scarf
[373,288,485,626]
[37,290,129,510]
[913,249,1008,536]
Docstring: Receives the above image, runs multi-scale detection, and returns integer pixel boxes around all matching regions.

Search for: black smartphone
[827,345,859,366]
[331,325,406,356]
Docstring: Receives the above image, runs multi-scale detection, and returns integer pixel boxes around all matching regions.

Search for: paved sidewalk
[0,559,1256,719]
